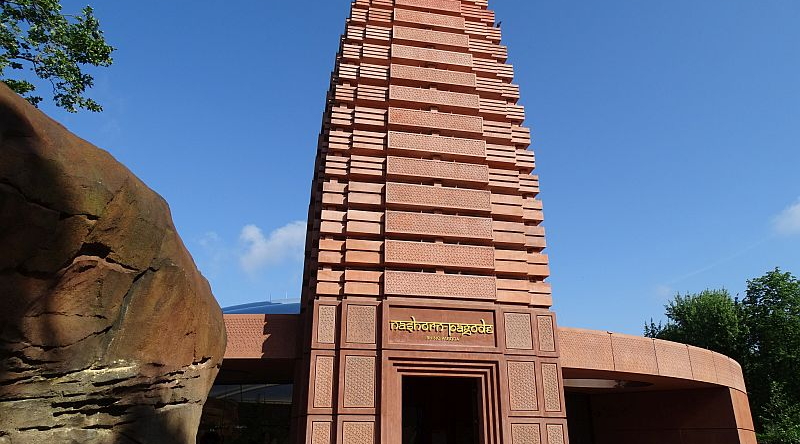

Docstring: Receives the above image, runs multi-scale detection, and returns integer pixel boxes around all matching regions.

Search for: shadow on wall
[0,84,226,444]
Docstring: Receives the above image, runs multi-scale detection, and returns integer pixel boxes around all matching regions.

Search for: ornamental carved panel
[386,156,489,183]
[508,361,538,411]
[317,305,337,344]
[311,421,332,444]
[346,305,377,344]
[511,424,541,444]
[541,363,561,412]
[313,356,335,409]
[546,424,565,444]
[387,131,485,158]
[504,312,533,350]
[385,182,492,212]
[343,355,376,408]
[341,421,375,444]
[384,270,496,300]
[536,315,556,352]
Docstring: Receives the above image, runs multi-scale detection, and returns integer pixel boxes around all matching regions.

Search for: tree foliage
[644,289,743,359]
[645,268,800,443]
[0,0,113,112]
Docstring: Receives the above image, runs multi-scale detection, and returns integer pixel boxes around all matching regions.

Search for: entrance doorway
[402,376,482,444]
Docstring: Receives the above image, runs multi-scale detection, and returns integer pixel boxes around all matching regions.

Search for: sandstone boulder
[0,84,227,443]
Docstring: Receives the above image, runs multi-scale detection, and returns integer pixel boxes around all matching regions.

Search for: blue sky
[36,0,799,335]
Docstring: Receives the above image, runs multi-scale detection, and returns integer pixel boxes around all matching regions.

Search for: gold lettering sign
[388,316,495,337]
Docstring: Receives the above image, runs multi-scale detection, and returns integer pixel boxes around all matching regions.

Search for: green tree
[741,268,800,443]
[644,289,744,360]
[645,268,800,443]
[0,0,114,112]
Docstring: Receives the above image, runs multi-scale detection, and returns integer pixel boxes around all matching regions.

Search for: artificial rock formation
[0,84,226,443]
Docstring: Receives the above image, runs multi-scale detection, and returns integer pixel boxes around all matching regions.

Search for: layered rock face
[0,85,226,443]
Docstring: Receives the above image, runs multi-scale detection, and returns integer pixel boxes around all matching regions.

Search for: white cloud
[655,284,673,299]
[239,221,307,273]
[773,198,800,236]
[198,231,221,248]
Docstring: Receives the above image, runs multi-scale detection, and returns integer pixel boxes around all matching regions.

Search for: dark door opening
[402,376,482,444]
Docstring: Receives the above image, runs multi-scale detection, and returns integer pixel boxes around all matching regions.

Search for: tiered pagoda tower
[295,0,568,442]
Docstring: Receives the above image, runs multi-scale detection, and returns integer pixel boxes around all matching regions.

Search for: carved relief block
[389,85,479,109]
[390,65,476,89]
[311,421,332,444]
[546,424,565,444]
[508,361,538,411]
[395,0,461,13]
[393,9,465,30]
[536,315,556,352]
[388,108,483,134]
[313,356,335,408]
[341,421,375,444]
[511,424,541,444]
[504,312,533,350]
[317,305,337,344]
[346,305,377,344]
[392,26,469,48]
[541,363,561,412]
[385,182,492,212]
[388,131,485,159]
[343,355,376,408]
[384,240,495,270]
[385,210,493,240]
[384,271,496,299]
[386,156,489,184]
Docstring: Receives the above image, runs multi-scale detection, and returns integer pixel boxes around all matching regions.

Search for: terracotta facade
[293,0,563,442]
[211,1,756,443]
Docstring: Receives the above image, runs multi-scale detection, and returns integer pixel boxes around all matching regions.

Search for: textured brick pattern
[386,182,492,212]
[388,108,483,134]
[508,361,538,411]
[317,305,337,344]
[390,64,476,88]
[395,0,461,13]
[558,328,614,370]
[541,363,561,412]
[385,210,493,240]
[384,270,496,299]
[342,422,375,444]
[311,422,332,444]
[546,424,565,444]
[388,131,486,158]
[536,315,556,352]
[391,44,473,67]
[392,26,469,48]
[223,315,264,358]
[343,355,375,408]
[346,305,377,344]
[504,312,533,349]
[385,240,495,269]
[389,85,480,108]
[393,9,466,30]
[387,156,488,183]
[512,424,541,444]
[313,356,335,408]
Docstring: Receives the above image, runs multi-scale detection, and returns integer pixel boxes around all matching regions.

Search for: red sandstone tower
[295,1,568,442]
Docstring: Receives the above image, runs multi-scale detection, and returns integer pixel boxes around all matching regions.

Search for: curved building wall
[219,315,756,443]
